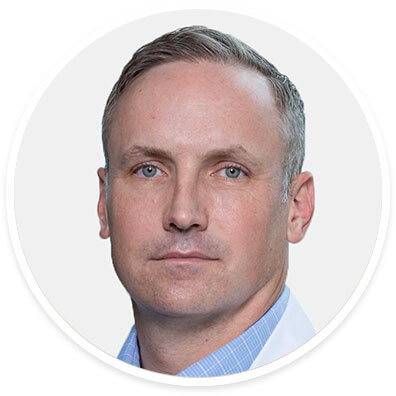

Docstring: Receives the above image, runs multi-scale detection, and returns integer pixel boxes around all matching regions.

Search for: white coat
[250,291,315,369]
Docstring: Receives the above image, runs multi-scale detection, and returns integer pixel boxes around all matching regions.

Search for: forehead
[108,60,282,163]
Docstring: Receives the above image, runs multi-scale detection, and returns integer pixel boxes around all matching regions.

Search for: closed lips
[157,252,217,260]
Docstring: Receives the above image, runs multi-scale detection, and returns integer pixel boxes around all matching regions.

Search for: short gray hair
[102,26,305,202]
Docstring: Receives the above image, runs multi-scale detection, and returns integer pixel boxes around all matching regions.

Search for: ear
[287,171,315,244]
[97,167,110,239]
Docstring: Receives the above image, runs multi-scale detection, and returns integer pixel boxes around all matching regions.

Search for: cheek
[107,185,167,293]
[211,191,287,272]
[212,192,273,243]
[107,185,164,250]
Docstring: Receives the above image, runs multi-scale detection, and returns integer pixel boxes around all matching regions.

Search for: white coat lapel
[249,290,315,369]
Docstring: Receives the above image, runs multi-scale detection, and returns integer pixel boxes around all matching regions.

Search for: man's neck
[132,273,286,375]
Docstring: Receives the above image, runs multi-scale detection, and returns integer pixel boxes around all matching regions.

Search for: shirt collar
[118,285,290,377]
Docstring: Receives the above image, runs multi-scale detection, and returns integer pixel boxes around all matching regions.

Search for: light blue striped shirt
[118,285,290,377]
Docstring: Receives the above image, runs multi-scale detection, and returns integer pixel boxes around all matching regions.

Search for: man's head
[97,26,314,320]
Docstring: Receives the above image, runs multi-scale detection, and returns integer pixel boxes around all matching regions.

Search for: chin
[134,290,221,319]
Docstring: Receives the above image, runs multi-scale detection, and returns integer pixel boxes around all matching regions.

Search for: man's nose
[163,177,208,233]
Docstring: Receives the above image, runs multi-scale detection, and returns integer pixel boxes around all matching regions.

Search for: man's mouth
[155,251,218,262]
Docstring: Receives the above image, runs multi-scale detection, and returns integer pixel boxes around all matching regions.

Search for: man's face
[98,61,290,319]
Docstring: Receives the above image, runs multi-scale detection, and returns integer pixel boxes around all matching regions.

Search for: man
[97,26,315,377]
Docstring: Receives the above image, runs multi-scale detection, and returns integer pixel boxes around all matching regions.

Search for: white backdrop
[1,0,395,394]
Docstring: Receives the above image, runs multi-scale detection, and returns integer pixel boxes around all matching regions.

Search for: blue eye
[134,165,161,178]
[142,166,157,177]
[215,166,246,179]
[225,167,242,178]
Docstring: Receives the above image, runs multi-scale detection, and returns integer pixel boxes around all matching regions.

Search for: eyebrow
[120,145,172,167]
[119,144,262,169]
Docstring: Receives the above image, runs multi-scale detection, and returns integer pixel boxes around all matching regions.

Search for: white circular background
[9,9,386,385]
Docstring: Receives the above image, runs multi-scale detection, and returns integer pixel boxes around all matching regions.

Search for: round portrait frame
[6,8,390,387]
